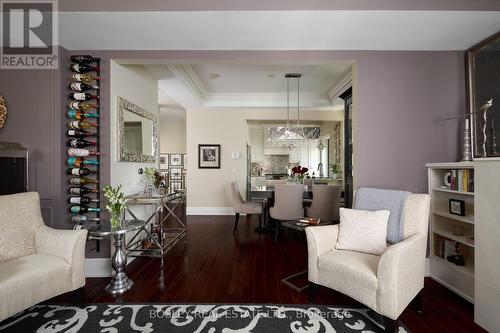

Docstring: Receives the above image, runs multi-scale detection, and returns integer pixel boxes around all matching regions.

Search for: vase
[110,210,122,229]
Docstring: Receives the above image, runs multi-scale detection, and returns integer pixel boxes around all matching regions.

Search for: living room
[0,1,499,332]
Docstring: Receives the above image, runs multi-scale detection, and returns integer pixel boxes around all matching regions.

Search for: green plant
[103,185,126,227]
[330,163,341,175]
[144,167,164,188]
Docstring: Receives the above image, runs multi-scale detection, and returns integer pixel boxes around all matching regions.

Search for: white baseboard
[187,207,234,215]
[425,258,430,277]
[85,258,112,277]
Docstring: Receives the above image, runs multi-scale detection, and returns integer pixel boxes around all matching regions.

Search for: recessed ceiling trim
[202,92,331,108]
[166,64,208,102]
[328,73,353,102]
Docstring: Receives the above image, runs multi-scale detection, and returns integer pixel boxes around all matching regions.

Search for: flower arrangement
[103,184,126,228]
[144,167,165,189]
[291,165,309,175]
[291,165,309,183]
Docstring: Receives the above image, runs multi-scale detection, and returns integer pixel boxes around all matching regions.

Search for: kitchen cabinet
[289,146,300,163]
[249,129,264,162]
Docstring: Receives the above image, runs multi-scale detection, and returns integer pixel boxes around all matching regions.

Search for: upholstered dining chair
[230,181,264,233]
[306,189,430,332]
[305,185,342,222]
[269,184,304,242]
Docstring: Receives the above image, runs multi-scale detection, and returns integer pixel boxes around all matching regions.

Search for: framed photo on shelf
[198,144,221,169]
[170,168,182,180]
[159,153,169,170]
[170,153,183,167]
[449,199,466,216]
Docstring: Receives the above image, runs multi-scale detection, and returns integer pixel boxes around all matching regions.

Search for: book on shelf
[445,168,474,192]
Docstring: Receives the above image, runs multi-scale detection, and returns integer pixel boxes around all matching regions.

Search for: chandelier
[271,73,308,149]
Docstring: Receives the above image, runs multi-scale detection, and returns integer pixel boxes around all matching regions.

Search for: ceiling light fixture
[270,73,308,149]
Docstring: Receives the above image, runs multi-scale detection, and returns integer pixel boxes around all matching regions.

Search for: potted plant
[329,163,342,179]
[103,184,126,229]
[144,167,165,190]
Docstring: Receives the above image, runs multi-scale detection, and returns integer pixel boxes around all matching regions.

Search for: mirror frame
[467,31,500,159]
[118,96,158,163]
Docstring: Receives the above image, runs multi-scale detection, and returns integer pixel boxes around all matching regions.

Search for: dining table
[250,184,313,200]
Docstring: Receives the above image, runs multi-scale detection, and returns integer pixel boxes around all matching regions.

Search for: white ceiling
[189,63,352,94]
[142,61,352,111]
[59,10,500,50]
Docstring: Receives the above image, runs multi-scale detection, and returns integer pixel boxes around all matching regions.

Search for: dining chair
[305,185,342,222]
[230,181,264,233]
[269,184,304,242]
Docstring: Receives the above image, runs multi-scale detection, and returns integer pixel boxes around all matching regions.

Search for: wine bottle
[70,74,100,83]
[67,110,98,120]
[67,129,95,138]
[67,138,97,148]
[68,196,99,204]
[67,157,99,167]
[69,63,99,73]
[70,205,101,214]
[69,82,99,92]
[68,120,98,129]
[72,215,100,223]
[68,186,98,195]
[68,101,96,111]
[70,55,99,64]
[66,167,96,176]
[69,177,99,185]
[68,148,100,157]
[68,92,99,101]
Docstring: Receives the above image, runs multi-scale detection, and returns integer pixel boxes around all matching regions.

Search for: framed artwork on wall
[170,153,183,167]
[198,144,221,169]
[160,153,169,170]
[170,168,182,180]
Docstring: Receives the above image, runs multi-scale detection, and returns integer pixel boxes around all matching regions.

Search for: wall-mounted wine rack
[67,55,101,251]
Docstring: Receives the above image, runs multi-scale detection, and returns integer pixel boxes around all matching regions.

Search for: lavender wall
[0,66,63,227]
[354,51,465,192]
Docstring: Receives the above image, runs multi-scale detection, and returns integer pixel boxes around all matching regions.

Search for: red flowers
[292,166,308,175]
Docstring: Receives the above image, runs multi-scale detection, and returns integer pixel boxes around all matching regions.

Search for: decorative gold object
[0,95,7,128]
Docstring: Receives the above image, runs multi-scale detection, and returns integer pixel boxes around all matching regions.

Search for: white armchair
[0,192,88,322]
[306,193,430,332]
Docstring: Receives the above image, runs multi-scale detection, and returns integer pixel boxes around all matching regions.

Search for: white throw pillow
[336,207,390,255]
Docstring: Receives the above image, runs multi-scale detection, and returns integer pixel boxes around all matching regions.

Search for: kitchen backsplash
[252,155,290,175]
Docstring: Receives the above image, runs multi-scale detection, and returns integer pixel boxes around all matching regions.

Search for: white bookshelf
[427,162,475,303]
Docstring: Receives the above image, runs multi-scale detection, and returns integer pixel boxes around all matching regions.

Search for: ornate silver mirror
[118,96,158,163]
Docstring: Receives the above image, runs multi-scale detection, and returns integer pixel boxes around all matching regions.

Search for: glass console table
[123,189,187,266]
[86,219,145,295]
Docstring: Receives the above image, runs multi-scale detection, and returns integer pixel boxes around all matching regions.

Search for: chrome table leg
[105,233,133,295]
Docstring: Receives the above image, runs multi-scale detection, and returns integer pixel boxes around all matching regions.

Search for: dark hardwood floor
[51,215,486,333]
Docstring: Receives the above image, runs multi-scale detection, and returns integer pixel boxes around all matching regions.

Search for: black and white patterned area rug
[0,304,409,333]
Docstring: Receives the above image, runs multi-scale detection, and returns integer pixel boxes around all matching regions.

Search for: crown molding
[328,72,352,102]
[167,64,208,103]
[202,92,332,108]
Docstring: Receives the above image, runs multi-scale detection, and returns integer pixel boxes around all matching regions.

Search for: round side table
[87,219,145,295]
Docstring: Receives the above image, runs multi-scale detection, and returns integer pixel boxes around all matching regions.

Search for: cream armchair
[0,192,88,322]
[306,193,430,332]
